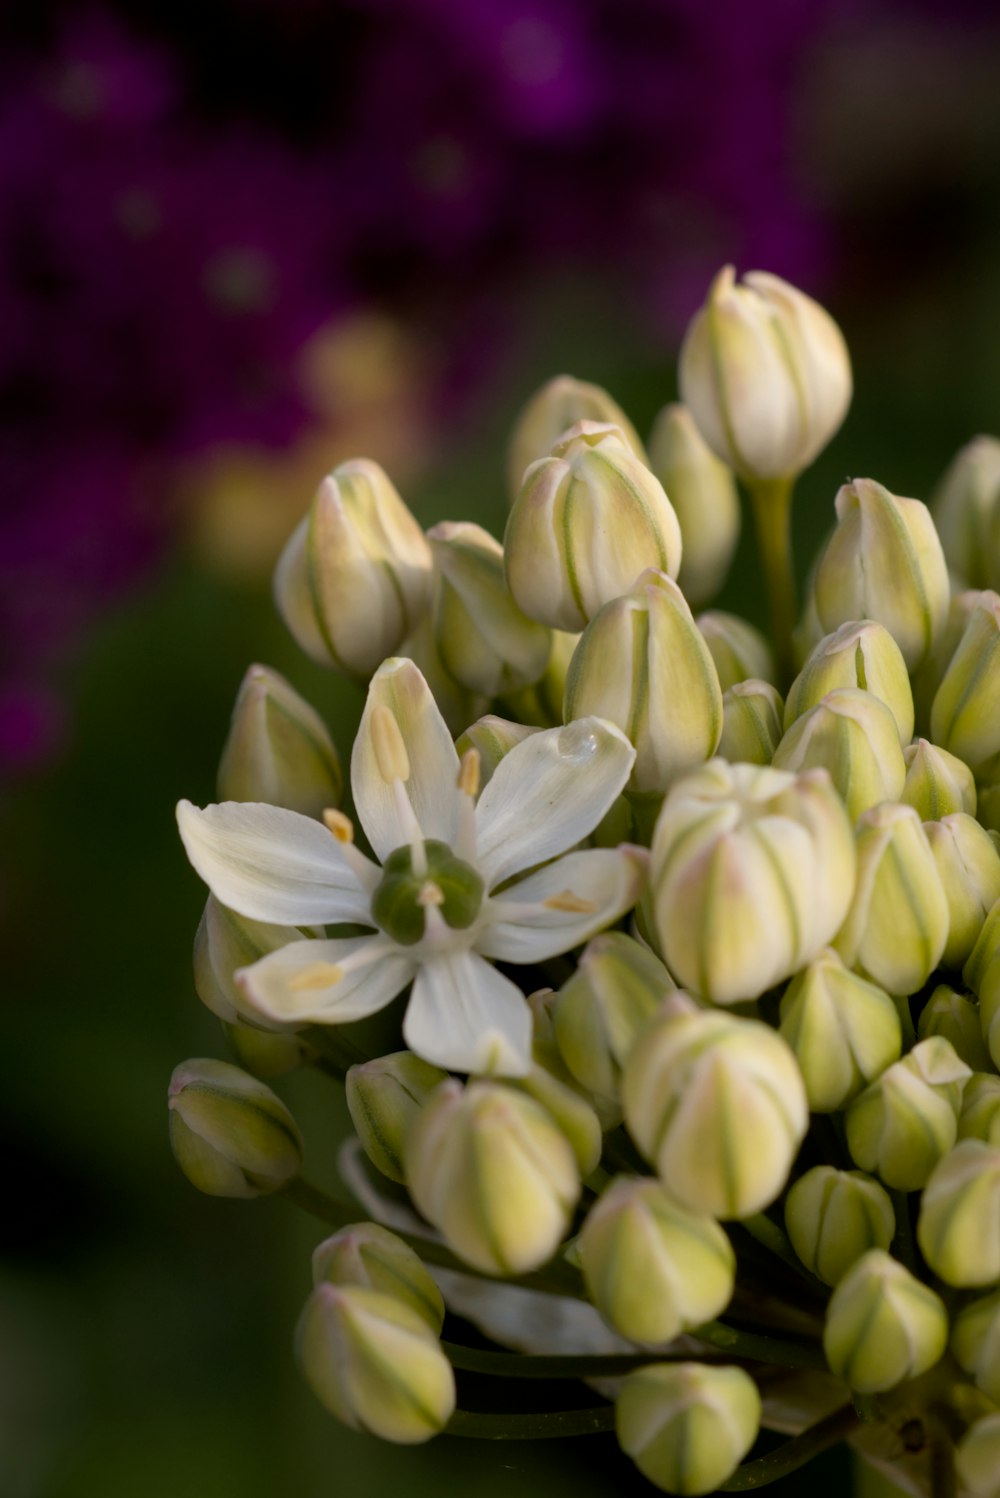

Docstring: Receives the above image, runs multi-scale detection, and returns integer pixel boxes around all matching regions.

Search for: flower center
[371,839,485,946]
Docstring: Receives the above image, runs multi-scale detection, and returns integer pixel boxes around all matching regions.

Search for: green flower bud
[622,1007,808,1219]
[274,462,433,679]
[784,1167,894,1286]
[912,587,996,731]
[194,894,320,1027]
[917,1139,1000,1286]
[784,621,914,746]
[616,1362,761,1496]
[952,1290,1000,1403]
[651,761,856,1004]
[822,1250,948,1394]
[647,403,741,607]
[679,265,851,483]
[959,1073,1000,1145]
[427,521,552,696]
[508,1051,603,1179]
[454,715,539,787]
[695,610,775,690]
[772,688,907,824]
[956,1414,1000,1498]
[930,592,1000,772]
[345,1051,448,1185]
[564,570,723,795]
[901,739,977,820]
[932,435,1000,590]
[504,421,682,632]
[580,1177,735,1344]
[296,1284,455,1444]
[845,1037,971,1190]
[223,1020,308,1079]
[167,1057,303,1198]
[506,374,646,503]
[835,803,949,995]
[778,948,902,1112]
[815,478,950,670]
[398,608,488,738]
[717,680,784,765]
[216,664,343,818]
[405,1080,580,1275]
[312,1223,444,1333]
[553,932,674,1126]
[966,901,1000,1070]
[924,815,1000,970]
[978,781,1000,838]
[917,984,992,1072]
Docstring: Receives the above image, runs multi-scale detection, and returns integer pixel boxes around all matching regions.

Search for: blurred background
[4,2,1000,1493]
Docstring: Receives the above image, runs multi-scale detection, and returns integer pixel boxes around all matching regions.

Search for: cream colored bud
[772,688,906,824]
[933,435,1000,590]
[930,592,1000,772]
[957,1414,1000,1498]
[504,422,682,632]
[785,621,914,746]
[564,570,722,795]
[647,403,741,606]
[651,760,856,1004]
[616,1362,761,1496]
[845,1037,971,1190]
[717,680,784,765]
[679,266,851,483]
[778,948,902,1112]
[924,814,1000,970]
[960,1073,1000,1145]
[901,739,977,820]
[223,1021,307,1079]
[953,1291,1000,1404]
[455,715,540,787]
[312,1223,444,1333]
[194,895,321,1027]
[506,374,646,503]
[167,1057,303,1198]
[785,1168,894,1287]
[835,802,949,995]
[405,1080,580,1275]
[917,984,992,1072]
[296,1283,455,1443]
[815,478,950,670]
[622,1006,808,1219]
[822,1250,947,1394]
[918,1139,1000,1286]
[274,462,433,679]
[912,587,997,730]
[216,664,343,817]
[345,1052,448,1185]
[695,610,775,690]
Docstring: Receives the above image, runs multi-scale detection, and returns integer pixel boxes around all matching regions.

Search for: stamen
[321,806,381,893]
[323,808,354,843]
[288,961,344,991]
[457,747,481,799]
[417,881,445,907]
[543,890,599,914]
[370,704,411,785]
[454,748,480,864]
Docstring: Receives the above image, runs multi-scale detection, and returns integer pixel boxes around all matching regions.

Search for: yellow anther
[417,881,445,907]
[322,808,354,843]
[457,746,481,799]
[288,962,345,992]
[543,890,599,914]
[370,703,411,785]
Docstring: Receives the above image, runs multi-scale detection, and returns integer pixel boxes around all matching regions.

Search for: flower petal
[403,951,532,1077]
[351,658,462,860]
[237,936,414,1026]
[473,717,636,887]
[478,847,648,963]
[177,800,374,925]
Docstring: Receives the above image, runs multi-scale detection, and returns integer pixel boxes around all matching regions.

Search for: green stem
[445,1405,615,1440]
[747,476,797,686]
[890,1189,920,1275]
[694,1320,828,1370]
[928,1413,957,1498]
[443,1342,718,1381]
[717,1405,860,1490]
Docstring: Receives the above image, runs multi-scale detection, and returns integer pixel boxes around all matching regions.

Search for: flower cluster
[170,266,1000,1496]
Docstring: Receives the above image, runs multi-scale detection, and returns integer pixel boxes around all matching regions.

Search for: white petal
[403,951,532,1077]
[237,936,414,1026]
[478,847,648,963]
[177,800,374,926]
[473,717,636,887]
[351,658,462,860]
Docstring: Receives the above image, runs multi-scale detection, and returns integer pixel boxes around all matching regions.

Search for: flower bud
[845,1037,971,1190]
[930,592,1000,772]
[616,1362,761,1496]
[506,374,646,502]
[405,1080,580,1275]
[427,521,551,697]
[917,983,992,1072]
[932,435,1000,590]
[912,587,995,730]
[223,1020,308,1079]
[956,1414,1000,1498]
[901,739,977,820]
[508,1044,603,1178]
[312,1223,444,1333]
[952,1291,1000,1403]
[784,1167,894,1287]
[918,1139,1000,1286]
[679,265,851,482]
[924,814,1000,970]
[835,803,949,995]
[504,422,682,632]
[815,478,950,670]
[454,716,540,787]
[564,570,722,795]
[978,781,1000,838]
[216,665,343,818]
[959,1073,1000,1145]
[296,1283,455,1443]
[623,1007,808,1219]
[167,1057,303,1197]
[194,894,321,1028]
[784,621,914,746]
[651,761,856,1004]
[717,680,784,765]
[966,901,1000,1070]
[274,462,433,679]
[822,1250,948,1394]
[647,403,740,606]
[695,611,775,690]
[345,1052,449,1185]
[778,948,902,1112]
[772,688,906,824]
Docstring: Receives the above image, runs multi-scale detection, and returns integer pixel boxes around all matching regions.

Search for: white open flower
[177,658,643,1078]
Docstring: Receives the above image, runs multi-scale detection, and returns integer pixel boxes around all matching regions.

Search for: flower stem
[445,1405,615,1440]
[717,1405,860,1490]
[747,476,797,686]
[694,1319,828,1370]
[443,1342,714,1381]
